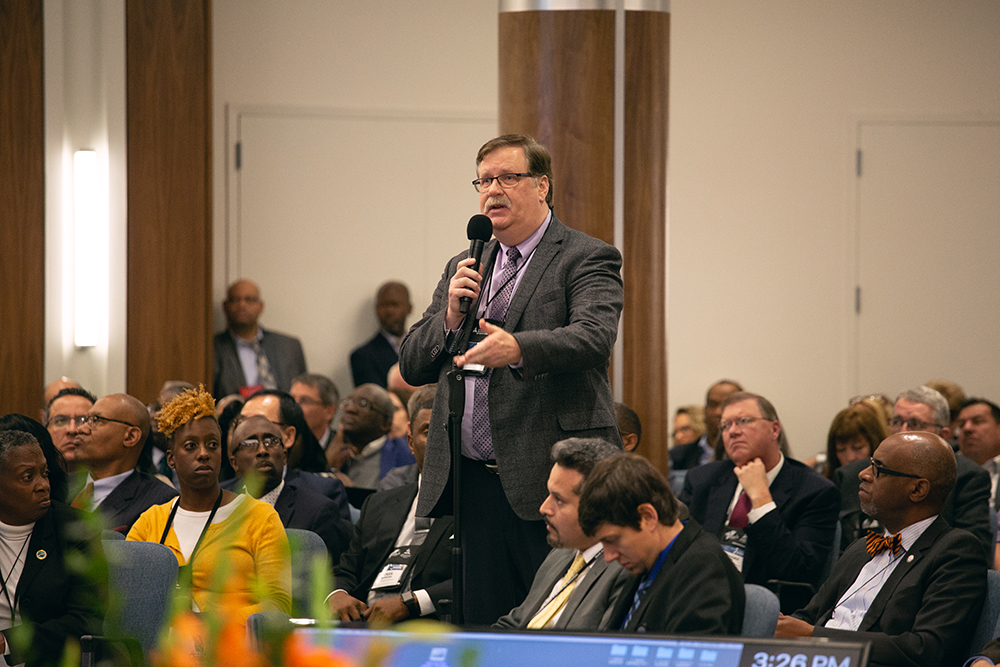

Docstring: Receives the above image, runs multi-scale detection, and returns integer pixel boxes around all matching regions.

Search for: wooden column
[0,0,45,416]
[125,0,213,404]
[498,3,669,472]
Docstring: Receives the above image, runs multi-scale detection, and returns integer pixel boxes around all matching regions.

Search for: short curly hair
[157,385,216,438]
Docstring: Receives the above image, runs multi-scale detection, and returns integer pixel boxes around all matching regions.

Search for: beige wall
[212,0,498,393]
[667,1,1000,456]
[210,1,1000,457]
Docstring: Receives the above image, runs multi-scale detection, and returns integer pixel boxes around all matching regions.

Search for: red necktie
[728,491,752,529]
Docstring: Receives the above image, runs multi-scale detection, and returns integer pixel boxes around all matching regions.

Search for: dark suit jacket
[607,521,744,635]
[334,482,453,616]
[834,452,992,558]
[98,469,177,533]
[284,468,351,522]
[493,547,630,631]
[377,464,420,492]
[681,457,840,591]
[350,332,398,388]
[2,502,106,667]
[795,516,986,667]
[213,327,307,398]
[669,441,704,471]
[399,214,625,520]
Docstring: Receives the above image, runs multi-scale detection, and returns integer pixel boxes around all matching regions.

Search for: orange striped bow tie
[865,531,902,557]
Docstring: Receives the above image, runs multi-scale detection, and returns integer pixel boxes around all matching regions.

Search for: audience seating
[287,528,333,617]
[967,569,1000,659]
[742,584,780,637]
[81,540,179,667]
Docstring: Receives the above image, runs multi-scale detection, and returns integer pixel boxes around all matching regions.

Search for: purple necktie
[471,246,521,460]
[728,491,752,529]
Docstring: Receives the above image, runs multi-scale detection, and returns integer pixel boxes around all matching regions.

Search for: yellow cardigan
[127,494,291,622]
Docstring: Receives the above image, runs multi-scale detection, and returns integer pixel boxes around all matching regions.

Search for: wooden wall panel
[126,0,213,404]
[0,0,45,416]
[499,10,615,245]
[498,8,669,472]
[623,10,669,472]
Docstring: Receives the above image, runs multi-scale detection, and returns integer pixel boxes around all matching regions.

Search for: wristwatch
[400,591,421,618]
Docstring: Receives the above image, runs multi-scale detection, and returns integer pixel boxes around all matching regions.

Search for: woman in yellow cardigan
[127,386,291,622]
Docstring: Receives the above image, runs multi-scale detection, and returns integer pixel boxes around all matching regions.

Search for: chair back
[103,540,179,655]
[286,528,332,617]
[101,529,126,541]
[967,569,1000,657]
[742,583,780,637]
[819,520,842,583]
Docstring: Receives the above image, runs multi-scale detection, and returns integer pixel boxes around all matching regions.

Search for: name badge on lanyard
[462,318,504,377]
[371,546,416,592]
[719,527,748,572]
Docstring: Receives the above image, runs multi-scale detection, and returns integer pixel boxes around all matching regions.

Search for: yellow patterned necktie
[527,552,588,629]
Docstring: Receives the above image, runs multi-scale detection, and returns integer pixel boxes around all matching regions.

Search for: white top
[0,520,34,633]
[171,494,245,561]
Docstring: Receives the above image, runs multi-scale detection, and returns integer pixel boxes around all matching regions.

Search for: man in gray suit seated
[213,278,307,398]
[73,393,178,533]
[494,437,629,631]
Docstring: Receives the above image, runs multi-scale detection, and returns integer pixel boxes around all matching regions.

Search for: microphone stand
[445,261,488,627]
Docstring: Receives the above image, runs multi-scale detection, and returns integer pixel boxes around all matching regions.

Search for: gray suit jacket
[213,327,307,398]
[493,547,629,631]
[399,214,624,519]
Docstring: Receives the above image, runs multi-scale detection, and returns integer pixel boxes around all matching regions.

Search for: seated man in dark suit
[350,281,412,389]
[614,403,641,453]
[578,453,744,635]
[226,415,353,563]
[326,390,452,624]
[495,437,630,630]
[835,386,992,558]
[376,385,436,493]
[680,391,840,613]
[777,432,987,667]
[240,390,350,506]
[0,429,107,666]
[214,279,307,399]
[73,393,178,533]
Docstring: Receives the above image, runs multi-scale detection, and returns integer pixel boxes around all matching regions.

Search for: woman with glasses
[127,386,290,622]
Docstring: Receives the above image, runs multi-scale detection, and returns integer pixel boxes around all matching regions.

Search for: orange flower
[152,612,206,667]
[214,617,267,667]
[282,633,356,667]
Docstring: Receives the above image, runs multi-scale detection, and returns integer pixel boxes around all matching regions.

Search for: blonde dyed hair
[158,385,216,438]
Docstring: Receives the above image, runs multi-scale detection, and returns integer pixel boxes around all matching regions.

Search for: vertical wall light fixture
[73,149,107,348]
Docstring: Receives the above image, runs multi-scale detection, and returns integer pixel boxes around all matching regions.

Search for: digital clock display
[743,650,855,667]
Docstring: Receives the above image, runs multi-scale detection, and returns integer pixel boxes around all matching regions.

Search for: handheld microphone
[459,214,494,314]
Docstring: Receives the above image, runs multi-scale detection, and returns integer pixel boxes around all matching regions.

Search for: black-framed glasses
[48,415,88,429]
[720,416,772,433]
[472,172,533,192]
[889,416,942,433]
[869,457,922,480]
[341,396,391,418]
[83,414,137,429]
[233,434,283,453]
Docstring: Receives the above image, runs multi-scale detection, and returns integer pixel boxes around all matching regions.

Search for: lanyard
[160,490,224,583]
[0,534,31,625]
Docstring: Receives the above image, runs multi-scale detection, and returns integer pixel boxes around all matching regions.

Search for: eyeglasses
[341,396,391,417]
[48,415,87,429]
[233,434,284,453]
[472,172,533,193]
[869,457,922,480]
[720,416,772,433]
[889,416,942,432]
[83,414,137,429]
[294,396,326,407]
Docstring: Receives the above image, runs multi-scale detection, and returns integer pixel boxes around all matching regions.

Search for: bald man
[75,393,178,533]
[351,281,412,388]
[776,432,987,667]
[213,279,307,399]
